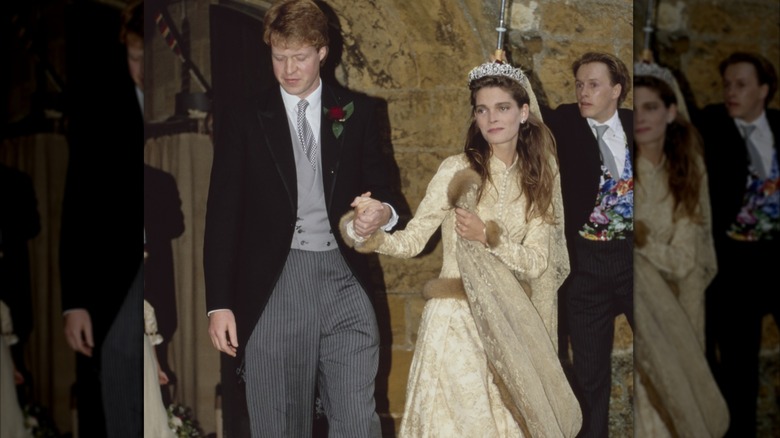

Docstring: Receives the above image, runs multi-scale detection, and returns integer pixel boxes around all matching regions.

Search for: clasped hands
[350,192,392,238]
[352,192,486,245]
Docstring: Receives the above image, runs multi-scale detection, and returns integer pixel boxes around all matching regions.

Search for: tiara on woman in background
[634,60,692,121]
[468,61,526,85]
[633,61,677,90]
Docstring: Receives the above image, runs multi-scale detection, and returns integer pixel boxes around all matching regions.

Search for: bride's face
[473,86,529,149]
[634,86,677,150]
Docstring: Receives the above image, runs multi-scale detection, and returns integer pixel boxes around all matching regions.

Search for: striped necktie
[595,124,619,179]
[741,124,767,179]
[297,99,317,169]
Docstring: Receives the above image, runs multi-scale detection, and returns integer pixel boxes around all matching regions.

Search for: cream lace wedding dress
[634,155,729,437]
[344,153,581,437]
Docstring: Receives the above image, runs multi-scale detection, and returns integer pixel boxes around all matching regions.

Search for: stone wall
[633,0,780,109]
[146,0,634,436]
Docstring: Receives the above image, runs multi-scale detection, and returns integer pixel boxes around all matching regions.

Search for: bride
[632,62,729,437]
[342,59,581,437]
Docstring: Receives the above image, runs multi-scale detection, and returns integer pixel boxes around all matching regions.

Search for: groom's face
[271,42,328,100]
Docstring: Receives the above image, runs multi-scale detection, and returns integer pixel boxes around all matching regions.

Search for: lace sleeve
[376,155,467,258]
[144,299,164,346]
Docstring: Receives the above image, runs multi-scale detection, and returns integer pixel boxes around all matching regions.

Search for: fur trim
[357,231,385,254]
[422,278,467,300]
[485,220,502,248]
[339,211,359,247]
[338,211,385,254]
[447,168,481,208]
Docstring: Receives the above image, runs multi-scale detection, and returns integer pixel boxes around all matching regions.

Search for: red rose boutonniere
[323,101,354,139]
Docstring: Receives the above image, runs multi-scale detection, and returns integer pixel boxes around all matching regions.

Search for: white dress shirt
[587,110,628,177]
[735,111,775,177]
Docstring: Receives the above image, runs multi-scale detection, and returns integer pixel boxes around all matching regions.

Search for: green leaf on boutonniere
[324,101,355,139]
[332,121,344,138]
[342,101,354,120]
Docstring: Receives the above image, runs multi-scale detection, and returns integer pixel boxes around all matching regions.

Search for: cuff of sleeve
[339,211,386,253]
[485,220,502,249]
[207,309,232,318]
[2,334,19,346]
[382,203,399,231]
[147,333,164,345]
[346,219,368,244]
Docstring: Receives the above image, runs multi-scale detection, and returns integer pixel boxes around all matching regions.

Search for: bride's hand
[454,208,487,246]
[13,367,24,385]
[158,368,169,385]
[350,191,390,237]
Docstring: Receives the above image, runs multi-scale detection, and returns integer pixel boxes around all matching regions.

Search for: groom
[203,0,398,436]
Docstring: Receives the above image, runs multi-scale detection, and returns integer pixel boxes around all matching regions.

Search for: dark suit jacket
[60,71,144,349]
[0,163,40,343]
[695,105,780,248]
[545,103,634,264]
[144,164,184,343]
[204,81,395,432]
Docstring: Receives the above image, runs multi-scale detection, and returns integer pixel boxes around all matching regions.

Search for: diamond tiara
[633,61,677,90]
[468,61,526,85]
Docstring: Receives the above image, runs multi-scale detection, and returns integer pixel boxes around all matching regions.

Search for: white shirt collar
[734,110,769,134]
[280,80,323,115]
[587,110,622,137]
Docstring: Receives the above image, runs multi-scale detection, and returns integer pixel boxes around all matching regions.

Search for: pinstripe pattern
[297,99,317,169]
[101,262,143,437]
[564,237,633,438]
[245,249,381,438]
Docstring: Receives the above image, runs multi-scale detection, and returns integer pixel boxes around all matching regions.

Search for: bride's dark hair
[464,75,558,223]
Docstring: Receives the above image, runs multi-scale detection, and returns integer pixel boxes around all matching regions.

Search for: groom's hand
[208,310,238,357]
[351,191,391,237]
[63,309,94,357]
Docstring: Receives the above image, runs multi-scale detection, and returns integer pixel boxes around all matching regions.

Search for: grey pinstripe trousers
[245,249,381,438]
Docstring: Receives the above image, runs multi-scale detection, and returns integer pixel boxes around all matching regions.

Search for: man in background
[60,0,144,435]
[545,51,634,438]
[697,51,779,438]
